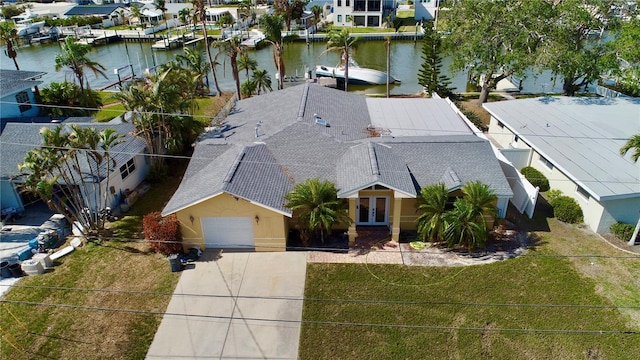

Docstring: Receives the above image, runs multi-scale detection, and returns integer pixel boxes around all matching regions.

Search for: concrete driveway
[146,251,307,359]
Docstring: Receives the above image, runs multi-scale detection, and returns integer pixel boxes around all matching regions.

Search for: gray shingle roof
[0,122,143,182]
[377,136,513,197]
[162,143,294,216]
[163,84,513,216]
[0,69,45,96]
[484,96,640,200]
[64,4,125,16]
[336,142,416,197]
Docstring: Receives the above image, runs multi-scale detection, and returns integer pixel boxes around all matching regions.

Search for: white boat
[315,61,400,85]
[15,20,46,36]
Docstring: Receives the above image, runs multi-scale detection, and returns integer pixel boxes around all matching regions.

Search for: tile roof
[484,96,640,200]
[163,84,513,216]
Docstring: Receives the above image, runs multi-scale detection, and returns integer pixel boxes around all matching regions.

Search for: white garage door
[201,217,254,249]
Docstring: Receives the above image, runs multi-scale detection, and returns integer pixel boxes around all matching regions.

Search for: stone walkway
[307,228,528,267]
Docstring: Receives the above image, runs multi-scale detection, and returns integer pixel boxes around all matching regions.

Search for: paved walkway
[146,251,307,359]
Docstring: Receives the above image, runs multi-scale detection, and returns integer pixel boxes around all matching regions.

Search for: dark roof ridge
[223,146,246,184]
[368,142,379,176]
[297,83,310,121]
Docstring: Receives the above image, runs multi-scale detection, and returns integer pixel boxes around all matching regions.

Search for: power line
[1,139,637,185]
[2,284,640,310]
[0,100,635,141]
[2,299,638,335]
[78,236,640,259]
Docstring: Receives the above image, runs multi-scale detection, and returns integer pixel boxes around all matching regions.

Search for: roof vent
[314,114,329,127]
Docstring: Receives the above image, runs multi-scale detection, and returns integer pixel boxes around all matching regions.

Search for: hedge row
[520,166,550,192]
[610,222,635,241]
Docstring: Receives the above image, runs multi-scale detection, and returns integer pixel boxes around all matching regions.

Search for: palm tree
[238,53,258,79]
[177,44,211,94]
[216,36,244,100]
[461,180,497,226]
[284,178,352,244]
[444,200,489,252]
[0,21,20,70]
[259,14,286,90]
[620,134,640,162]
[241,78,257,98]
[154,0,167,27]
[130,4,143,27]
[178,7,192,27]
[310,4,323,30]
[252,69,272,95]
[55,37,107,94]
[416,183,449,243]
[441,181,497,252]
[322,28,360,91]
[192,0,223,95]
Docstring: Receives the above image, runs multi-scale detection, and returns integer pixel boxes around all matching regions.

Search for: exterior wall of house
[332,0,393,27]
[598,197,640,234]
[83,154,150,211]
[414,0,436,20]
[176,192,288,252]
[488,116,523,149]
[1,89,40,118]
[1,180,24,211]
[400,198,418,230]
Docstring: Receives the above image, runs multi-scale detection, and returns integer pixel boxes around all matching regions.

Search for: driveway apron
[146,251,307,359]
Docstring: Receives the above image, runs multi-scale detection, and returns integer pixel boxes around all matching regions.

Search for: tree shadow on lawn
[506,194,552,233]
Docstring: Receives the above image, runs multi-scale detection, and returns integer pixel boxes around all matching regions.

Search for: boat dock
[151,34,196,50]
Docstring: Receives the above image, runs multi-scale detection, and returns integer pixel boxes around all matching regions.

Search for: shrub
[143,211,183,255]
[520,166,550,192]
[550,196,583,224]
[546,189,563,202]
[610,222,635,241]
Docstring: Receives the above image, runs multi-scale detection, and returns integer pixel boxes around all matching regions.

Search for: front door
[357,197,388,225]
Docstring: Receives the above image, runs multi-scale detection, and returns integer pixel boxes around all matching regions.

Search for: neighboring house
[414,0,438,21]
[0,69,45,120]
[332,0,396,27]
[162,83,512,251]
[485,96,640,234]
[0,121,149,214]
[64,4,127,25]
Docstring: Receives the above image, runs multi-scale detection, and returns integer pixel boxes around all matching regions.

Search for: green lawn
[300,218,640,359]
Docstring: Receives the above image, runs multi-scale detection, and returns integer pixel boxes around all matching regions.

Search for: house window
[346,0,350,6]
[539,155,554,171]
[120,158,136,180]
[16,91,32,113]
[497,121,504,129]
[514,135,519,143]
[337,15,342,22]
[576,186,590,200]
[338,0,342,6]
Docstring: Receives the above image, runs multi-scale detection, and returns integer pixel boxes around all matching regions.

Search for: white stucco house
[484,96,640,234]
[332,0,397,27]
[0,121,150,214]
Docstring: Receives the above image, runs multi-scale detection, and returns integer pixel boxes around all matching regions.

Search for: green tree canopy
[444,0,544,103]
[535,0,614,96]
[416,183,449,243]
[417,24,452,98]
[274,0,309,30]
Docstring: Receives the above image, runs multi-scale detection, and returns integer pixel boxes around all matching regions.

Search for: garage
[201,217,254,249]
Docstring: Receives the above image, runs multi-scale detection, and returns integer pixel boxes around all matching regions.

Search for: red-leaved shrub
[143,212,183,255]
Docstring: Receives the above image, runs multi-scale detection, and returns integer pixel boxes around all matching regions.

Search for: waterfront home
[485,96,640,234]
[332,0,397,27]
[162,83,512,251]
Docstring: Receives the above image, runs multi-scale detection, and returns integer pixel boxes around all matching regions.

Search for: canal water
[11,38,565,95]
